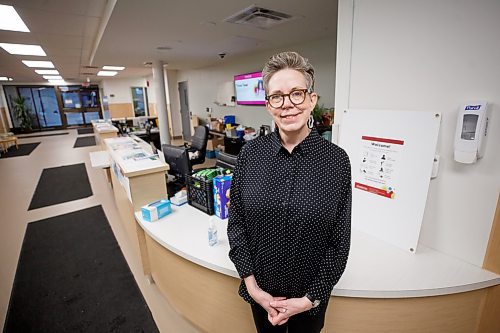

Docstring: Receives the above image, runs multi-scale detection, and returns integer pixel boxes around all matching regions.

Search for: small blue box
[141,199,172,222]
[206,150,216,159]
[213,175,232,219]
[224,115,235,125]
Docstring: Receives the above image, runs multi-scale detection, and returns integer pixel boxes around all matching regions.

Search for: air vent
[225,6,293,29]
[82,65,99,69]
[81,72,96,75]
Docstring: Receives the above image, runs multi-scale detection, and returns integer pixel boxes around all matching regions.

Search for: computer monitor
[161,144,191,180]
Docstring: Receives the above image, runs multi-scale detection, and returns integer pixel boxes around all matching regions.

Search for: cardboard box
[213,175,232,219]
[210,120,224,132]
[206,136,224,150]
[141,199,172,222]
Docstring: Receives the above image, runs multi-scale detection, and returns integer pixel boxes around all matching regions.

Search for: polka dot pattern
[227,128,352,315]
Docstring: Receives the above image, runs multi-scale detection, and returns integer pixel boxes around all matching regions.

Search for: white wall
[336,0,500,267]
[176,38,337,130]
[101,77,148,104]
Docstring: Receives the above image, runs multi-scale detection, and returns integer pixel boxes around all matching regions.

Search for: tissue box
[141,199,172,222]
[213,175,232,219]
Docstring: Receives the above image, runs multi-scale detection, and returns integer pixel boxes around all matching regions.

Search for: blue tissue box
[141,199,172,222]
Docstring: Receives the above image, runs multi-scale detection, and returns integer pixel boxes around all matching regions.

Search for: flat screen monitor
[161,144,191,179]
[234,71,266,105]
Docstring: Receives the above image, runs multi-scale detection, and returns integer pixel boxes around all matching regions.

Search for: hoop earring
[307,115,314,129]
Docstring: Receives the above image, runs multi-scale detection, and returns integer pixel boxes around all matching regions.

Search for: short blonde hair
[262,51,315,94]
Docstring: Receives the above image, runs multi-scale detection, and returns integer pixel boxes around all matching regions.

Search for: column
[152,60,170,145]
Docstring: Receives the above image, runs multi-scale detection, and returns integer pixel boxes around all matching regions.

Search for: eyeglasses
[266,89,310,109]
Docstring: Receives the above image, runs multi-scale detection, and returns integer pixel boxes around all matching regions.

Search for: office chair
[185,125,209,167]
[215,151,238,170]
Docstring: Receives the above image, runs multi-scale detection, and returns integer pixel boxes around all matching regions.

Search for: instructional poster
[355,136,404,199]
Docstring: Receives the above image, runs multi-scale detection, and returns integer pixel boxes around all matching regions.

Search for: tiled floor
[0,130,209,332]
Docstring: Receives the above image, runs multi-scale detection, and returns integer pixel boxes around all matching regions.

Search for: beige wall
[148,103,157,116]
[109,103,134,118]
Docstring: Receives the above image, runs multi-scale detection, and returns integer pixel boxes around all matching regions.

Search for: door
[178,81,191,140]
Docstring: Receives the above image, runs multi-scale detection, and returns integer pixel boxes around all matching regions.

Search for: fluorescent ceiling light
[0,76,13,81]
[48,79,66,85]
[0,5,30,32]
[97,70,117,76]
[22,60,54,68]
[0,43,46,56]
[43,75,62,80]
[102,66,125,70]
[35,69,59,75]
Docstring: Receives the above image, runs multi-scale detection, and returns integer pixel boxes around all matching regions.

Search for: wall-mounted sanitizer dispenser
[454,101,490,164]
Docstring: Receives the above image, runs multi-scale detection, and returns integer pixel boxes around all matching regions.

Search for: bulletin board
[338,109,441,253]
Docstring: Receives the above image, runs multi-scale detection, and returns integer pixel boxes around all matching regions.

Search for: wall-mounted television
[234,71,266,105]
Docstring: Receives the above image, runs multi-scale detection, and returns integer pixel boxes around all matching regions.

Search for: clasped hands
[245,275,312,326]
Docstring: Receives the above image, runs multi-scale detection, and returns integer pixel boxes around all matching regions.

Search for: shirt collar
[270,128,323,156]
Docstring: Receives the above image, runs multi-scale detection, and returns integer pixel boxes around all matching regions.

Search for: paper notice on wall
[355,136,405,199]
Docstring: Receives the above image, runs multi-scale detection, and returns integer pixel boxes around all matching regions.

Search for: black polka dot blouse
[227,128,351,315]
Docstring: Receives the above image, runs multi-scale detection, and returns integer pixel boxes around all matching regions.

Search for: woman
[228,51,351,333]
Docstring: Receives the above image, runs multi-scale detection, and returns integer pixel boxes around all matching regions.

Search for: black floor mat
[28,163,93,210]
[73,136,96,148]
[77,128,94,135]
[0,142,40,158]
[4,205,159,332]
[17,132,69,139]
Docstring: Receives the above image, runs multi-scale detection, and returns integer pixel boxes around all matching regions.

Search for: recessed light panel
[35,69,59,75]
[48,79,66,85]
[0,76,13,81]
[102,66,125,70]
[0,5,30,32]
[22,60,54,68]
[43,75,62,80]
[0,43,46,56]
[97,71,117,76]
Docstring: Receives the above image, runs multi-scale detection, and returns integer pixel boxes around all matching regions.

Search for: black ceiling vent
[224,6,294,29]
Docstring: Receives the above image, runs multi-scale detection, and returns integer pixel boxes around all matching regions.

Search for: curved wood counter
[135,205,500,333]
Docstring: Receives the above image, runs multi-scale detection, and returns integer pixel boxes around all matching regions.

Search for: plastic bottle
[208,216,218,246]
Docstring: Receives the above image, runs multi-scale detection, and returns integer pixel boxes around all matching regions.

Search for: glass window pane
[65,112,84,125]
[18,88,40,129]
[37,87,62,127]
[131,87,146,116]
[84,111,100,123]
[3,86,20,128]
[61,91,81,108]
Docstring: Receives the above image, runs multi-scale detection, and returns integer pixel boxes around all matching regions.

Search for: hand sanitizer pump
[454,101,490,164]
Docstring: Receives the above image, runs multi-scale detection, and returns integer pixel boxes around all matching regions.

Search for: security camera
[218,53,226,59]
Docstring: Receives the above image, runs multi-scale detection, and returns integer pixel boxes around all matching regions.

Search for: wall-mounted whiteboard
[338,109,441,253]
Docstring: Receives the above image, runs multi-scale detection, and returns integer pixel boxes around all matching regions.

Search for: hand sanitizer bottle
[208,216,218,246]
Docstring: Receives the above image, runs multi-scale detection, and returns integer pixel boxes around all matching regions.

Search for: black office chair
[215,151,238,170]
[185,125,209,167]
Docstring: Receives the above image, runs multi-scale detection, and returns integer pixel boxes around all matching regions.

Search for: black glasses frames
[265,89,311,108]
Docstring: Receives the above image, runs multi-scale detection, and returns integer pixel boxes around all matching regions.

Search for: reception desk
[105,136,168,275]
[133,205,500,333]
[92,120,119,150]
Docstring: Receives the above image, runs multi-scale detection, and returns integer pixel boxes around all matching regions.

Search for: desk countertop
[105,136,167,177]
[135,205,500,299]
